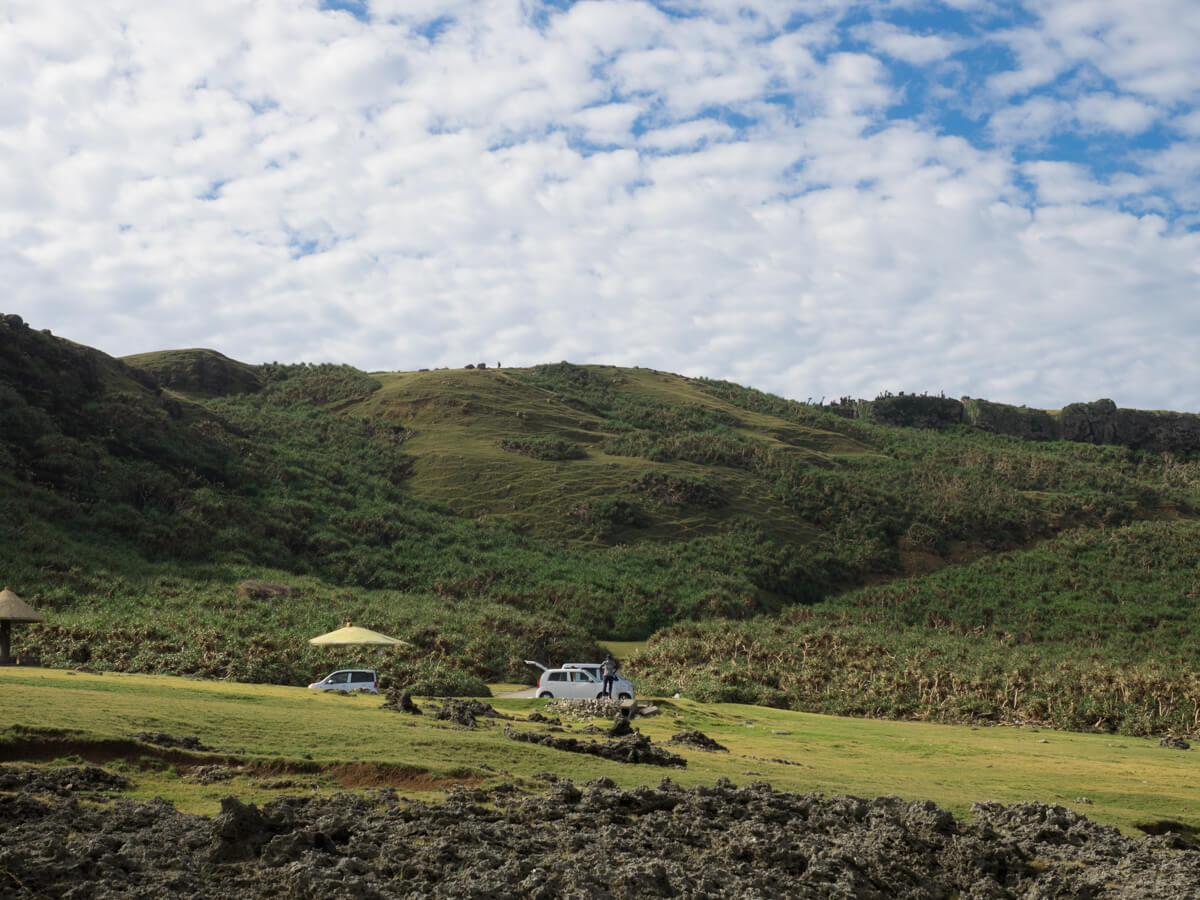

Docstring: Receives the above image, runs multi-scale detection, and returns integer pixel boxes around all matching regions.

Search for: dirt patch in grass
[0,733,477,792]
[325,762,481,791]
[0,735,237,769]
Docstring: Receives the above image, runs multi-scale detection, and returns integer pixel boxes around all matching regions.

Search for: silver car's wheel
[617,693,632,701]
[538,691,554,699]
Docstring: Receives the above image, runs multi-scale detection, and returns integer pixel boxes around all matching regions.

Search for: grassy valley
[3,667,1194,836]
[2,311,1200,737]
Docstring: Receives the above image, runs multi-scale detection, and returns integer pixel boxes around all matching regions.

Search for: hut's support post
[0,620,11,665]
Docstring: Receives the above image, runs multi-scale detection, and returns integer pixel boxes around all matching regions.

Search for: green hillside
[3,311,1199,735]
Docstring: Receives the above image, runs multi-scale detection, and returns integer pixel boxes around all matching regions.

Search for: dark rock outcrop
[381,688,423,715]
[0,764,129,796]
[853,392,1200,455]
[434,700,511,728]
[503,726,686,767]
[669,730,729,752]
[962,397,1061,440]
[2,781,1198,898]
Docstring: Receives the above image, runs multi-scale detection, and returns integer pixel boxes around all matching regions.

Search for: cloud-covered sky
[4,0,1199,410]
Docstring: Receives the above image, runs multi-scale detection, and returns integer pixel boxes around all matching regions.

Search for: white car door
[565,669,600,699]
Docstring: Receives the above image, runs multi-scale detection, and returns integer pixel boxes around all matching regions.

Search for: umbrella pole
[0,620,11,665]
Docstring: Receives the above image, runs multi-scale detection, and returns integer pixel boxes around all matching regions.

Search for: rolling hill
[2,310,1199,735]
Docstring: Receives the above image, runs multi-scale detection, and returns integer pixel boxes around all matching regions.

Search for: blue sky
[4,0,1199,410]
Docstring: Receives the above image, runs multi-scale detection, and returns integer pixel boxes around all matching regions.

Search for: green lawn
[1,667,1195,834]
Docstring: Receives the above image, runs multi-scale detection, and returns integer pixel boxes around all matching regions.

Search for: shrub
[381,658,492,697]
[629,471,724,507]
[498,435,586,460]
[572,497,649,540]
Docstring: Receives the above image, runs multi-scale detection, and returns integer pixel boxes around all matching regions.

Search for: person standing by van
[600,654,619,699]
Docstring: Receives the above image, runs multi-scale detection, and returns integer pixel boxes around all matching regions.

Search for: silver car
[308,669,379,693]
[525,660,634,700]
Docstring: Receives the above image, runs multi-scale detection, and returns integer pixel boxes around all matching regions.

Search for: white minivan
[308,669,379,693]
[525,660,634,700]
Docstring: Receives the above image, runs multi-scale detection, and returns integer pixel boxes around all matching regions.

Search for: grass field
[1,667,1194,836]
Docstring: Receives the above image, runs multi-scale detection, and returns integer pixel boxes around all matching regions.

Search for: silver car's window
[351,672,373,682]
[548,671,567,682]
[327,672,350,684]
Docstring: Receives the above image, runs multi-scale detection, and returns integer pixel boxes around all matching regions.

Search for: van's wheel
[538,691,553,699]
[618,693,632,701]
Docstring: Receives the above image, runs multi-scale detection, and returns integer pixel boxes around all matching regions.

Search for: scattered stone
[1160,736,1191,750]
[771,729,791,735]
[526,712,561,725]
[184,765,248,785]
[670,730,729,752]
[545,698,623,720]
[1075,797,1093,804]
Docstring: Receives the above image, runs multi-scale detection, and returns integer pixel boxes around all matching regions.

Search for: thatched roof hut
[0,587,44,665]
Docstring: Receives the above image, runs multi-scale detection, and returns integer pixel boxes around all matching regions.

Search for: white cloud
[569,102,645,146]
[2,0,1199,414]
[986,95,1073,145]
[851,21,961,65]
[992,0,1200,106]
[1174,109,1200,137]
[638,118,735,151]
[1074,92,1159,134]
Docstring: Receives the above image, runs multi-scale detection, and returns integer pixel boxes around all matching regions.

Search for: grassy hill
[3,311,1199,735]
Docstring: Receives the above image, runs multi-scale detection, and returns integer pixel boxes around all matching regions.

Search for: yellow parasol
[308,624,408,646]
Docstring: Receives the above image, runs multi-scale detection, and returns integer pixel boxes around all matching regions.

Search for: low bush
[572,497,649,541]
[628,471,724,507]
[498,435,586,460]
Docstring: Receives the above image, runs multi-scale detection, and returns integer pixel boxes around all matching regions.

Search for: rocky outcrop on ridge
[848,393,1200,454]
